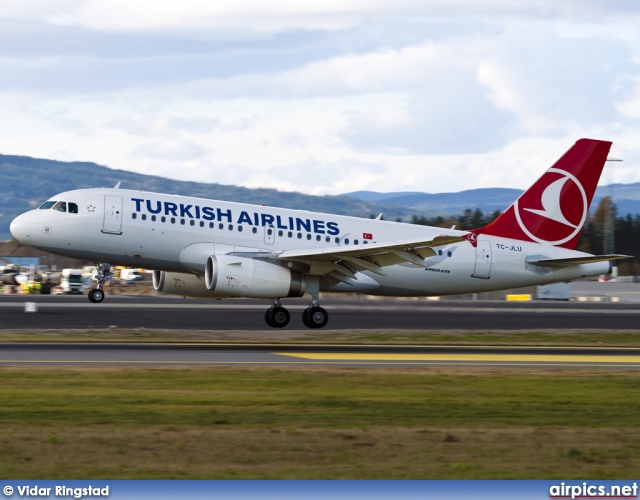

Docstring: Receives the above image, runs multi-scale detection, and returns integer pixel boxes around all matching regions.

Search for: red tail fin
[475,138,612,249]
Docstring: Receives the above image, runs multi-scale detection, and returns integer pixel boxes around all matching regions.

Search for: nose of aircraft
[10,213,31,244]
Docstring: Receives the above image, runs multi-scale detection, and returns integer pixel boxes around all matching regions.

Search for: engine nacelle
[152,270,227,298]
[205,255,306,298]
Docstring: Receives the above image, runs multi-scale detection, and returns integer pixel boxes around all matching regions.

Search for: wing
[273,234,465,284]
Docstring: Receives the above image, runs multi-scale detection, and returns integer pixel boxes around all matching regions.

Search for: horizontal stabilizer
[527,254,631,268]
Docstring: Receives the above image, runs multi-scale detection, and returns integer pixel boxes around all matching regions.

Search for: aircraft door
[102,195,123,234]
[264,225,275,245]
[472,237,492,279]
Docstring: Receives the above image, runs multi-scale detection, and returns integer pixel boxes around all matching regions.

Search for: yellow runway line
[276,353,640,363]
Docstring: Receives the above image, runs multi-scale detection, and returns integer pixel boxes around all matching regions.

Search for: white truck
[120,269,144,282]
[56,269,85,294]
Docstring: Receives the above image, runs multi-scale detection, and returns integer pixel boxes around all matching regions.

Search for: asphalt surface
[1,294,639,330]
[1,342,640,369]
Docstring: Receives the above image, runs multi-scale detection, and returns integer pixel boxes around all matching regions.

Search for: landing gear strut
[88,263,111,304]
[265,299,291,328]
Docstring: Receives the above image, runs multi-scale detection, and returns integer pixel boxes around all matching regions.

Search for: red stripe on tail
[474,139,612,249]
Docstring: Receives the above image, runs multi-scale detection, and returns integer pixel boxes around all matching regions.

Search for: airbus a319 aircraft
[10,139,628,329]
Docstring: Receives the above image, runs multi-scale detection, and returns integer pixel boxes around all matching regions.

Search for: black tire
[301,307,312,328]
[88,288,105,303]
[269,306,290,328]
[304,306,329,329]
[265,308,274,327]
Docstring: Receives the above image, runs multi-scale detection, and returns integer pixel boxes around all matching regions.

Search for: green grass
[1,367,639,479]
[1,328,640,346]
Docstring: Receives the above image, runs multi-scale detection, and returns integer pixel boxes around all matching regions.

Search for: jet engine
[152,270,223,298]
[205,255,306,298]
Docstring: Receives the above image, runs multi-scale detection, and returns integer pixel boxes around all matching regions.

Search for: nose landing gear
[88,263,111,304]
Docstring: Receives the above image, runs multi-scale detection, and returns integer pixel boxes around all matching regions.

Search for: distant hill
[5,153,639,242]
[0,154,421,241]
[343,184,640,216]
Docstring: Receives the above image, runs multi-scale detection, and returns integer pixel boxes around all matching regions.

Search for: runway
[1,343,639,369]
[1,294,640,330]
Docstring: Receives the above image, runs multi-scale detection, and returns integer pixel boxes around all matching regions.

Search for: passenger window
[306,234,311,240]
[228,224,233,231]
[180,219,185,225]
[171,217,176,224]
[132,213,137,219]
[39,201,56,210]
[335,237,340,243]
[325,236,330,243]
[68,203,78,214]
[199,221,204,227]
[344,238,350,244]
[210,222,214,229]
[152,215,156,222]
[161,216,166,223]
[219,223,224,230]
[141,214,147,221]
[53,201,66,212]
[238,225,243,232]
[252,227,257,234]
[297,233,302,239]
[278,230,283,237]
[288,231,293,238]
[354,239,358,245]
[316,235,321,241]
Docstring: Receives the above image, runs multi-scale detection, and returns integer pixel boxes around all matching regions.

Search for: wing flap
[277,234,464,264]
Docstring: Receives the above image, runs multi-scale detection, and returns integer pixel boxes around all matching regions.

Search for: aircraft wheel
[303,306,329,329]
[302,307,312,328]
[88,288,105,303]
[265,308,274,327]
[269,306,290,328]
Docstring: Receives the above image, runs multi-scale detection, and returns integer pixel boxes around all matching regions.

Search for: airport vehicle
[57,268,85,294]
[9,139,628,328]
[120,268,144,282]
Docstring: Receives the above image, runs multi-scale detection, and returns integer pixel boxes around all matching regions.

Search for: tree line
[405,197,639,275]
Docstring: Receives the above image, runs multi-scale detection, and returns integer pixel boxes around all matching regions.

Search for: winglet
[473,139,612,249]
[114,181,121,189]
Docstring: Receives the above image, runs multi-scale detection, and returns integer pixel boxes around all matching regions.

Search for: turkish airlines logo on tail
[463,232,478,247]
[514,168,587,246]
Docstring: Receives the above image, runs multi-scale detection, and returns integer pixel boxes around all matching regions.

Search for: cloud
[104,115,220,136]
[38,1,640,40]
[131,139,206,161]
[3,1,640,197]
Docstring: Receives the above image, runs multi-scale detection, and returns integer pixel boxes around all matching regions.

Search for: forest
[409,197,640,276]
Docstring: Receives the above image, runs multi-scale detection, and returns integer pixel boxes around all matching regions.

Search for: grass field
[1,366,639,479]
[2,328,640,346]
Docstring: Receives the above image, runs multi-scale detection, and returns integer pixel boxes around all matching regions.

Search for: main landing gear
[88,263,111,304]
[264,299,329,329]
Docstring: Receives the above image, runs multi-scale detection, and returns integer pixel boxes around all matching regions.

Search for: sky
[2,0,640,196]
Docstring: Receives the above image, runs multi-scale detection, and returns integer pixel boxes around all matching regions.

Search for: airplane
[9,138,629,329]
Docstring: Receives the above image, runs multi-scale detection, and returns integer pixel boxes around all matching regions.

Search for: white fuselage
[10,188,609,297]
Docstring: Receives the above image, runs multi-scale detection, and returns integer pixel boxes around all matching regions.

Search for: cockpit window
[69,203,78,214]
[52,201,67,212]
[39,201,56,210]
